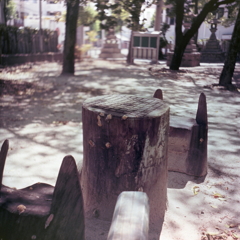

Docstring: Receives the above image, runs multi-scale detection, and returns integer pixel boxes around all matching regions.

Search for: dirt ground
[0,59,240,240]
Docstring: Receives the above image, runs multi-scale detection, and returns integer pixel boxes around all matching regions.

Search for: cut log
[107,191,149,240]
[81,94,169,231]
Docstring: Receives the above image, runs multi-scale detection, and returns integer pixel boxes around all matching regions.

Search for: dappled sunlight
[0,59,240,240]
[1,123,83,189]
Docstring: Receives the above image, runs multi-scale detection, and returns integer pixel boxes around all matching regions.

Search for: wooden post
[0,139,9,193]
[167,92,208,177]
[153,89,163,100]
[81,94,169,231]
[107,191,149,240]
[186,93,208,176]
[45,155,85,240]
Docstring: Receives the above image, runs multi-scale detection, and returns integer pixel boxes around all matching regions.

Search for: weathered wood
[45,155,85,240]
[0,139,9,192]
[153,89,163,100]
[0,183,53,240]
[167,92,208,177]
[186,124,208,176]
[81,94,169,231]
[107,191,149,240]
[0,150,85,240]
[196,92,207,125]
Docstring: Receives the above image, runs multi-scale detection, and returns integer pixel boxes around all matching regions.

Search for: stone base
[99,42,125,59]
[167,52,201,67]
[99,52,125,59]
[99,48,125,59]
[200,52,225,63]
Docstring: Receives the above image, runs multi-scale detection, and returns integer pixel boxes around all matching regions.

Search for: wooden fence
[0,25,58,55]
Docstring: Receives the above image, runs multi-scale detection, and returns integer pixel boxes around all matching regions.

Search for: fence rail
[0,25,58,55]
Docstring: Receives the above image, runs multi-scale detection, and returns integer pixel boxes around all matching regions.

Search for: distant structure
[200,17,224,62]
[99,28,124,59]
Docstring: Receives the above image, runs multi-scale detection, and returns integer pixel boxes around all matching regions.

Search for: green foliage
[149,12,156,28]
[91,19,100,32]
[86,30,98,43]
[78,5,97,26]
[6,0,16,21]
[95,0,156,31]
[220,1,240,27]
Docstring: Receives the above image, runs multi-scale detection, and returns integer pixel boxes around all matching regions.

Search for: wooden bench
[154,89,208,177]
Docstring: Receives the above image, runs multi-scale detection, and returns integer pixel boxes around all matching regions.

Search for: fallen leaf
[213,192,225,200]
[232,233,240,239]
[211,205,218,209]
[207,231,219,236]
[218,197,227,201]
[193,186,200,195]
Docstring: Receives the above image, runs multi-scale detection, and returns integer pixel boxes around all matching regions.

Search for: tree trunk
[170,42,186,70]
[81,94,169,232]
[170,0,185,70]
[219,6,240,87]
[193,0,199,46]
[62,0,80,75]
[126,31,133,64]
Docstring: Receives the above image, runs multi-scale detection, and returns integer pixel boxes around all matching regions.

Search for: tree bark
[62,0,80,75]
[169,0,185,70]
[219,6,240,87]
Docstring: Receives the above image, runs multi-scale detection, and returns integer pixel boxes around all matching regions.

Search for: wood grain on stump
[81,95,169,230]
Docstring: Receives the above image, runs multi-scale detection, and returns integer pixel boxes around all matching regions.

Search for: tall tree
[167,0,237,70]
[219,4,240,88]
[62,0,80,75]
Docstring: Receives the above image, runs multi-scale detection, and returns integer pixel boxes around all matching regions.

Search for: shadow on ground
[0,59,240,240]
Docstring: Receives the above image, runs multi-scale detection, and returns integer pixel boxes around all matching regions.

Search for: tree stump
[81,95,169,230]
